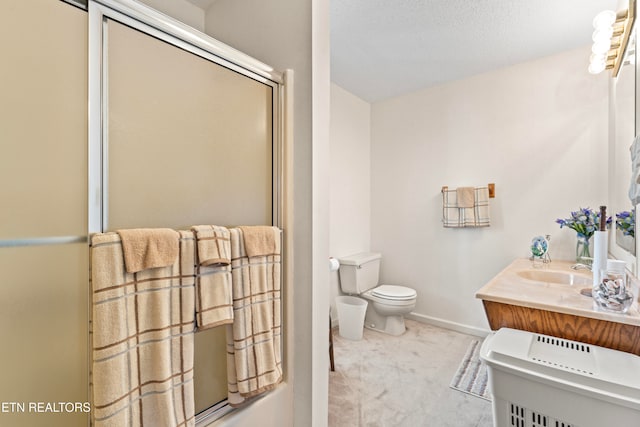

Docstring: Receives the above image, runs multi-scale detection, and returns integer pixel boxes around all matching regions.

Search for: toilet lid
[372,285,416,300]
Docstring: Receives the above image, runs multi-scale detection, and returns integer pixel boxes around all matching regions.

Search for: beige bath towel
[90,231,196,427]
[473,187,491,227]
[442,187,490,228]
[192,225,233,330]
[238,225,278,257]
[226,227,282,406]
[117,228,179,273]
[456,187,475,208]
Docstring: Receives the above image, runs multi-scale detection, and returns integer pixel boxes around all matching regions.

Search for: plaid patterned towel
[91,231,196,427]
[226,227,283,406]
[192,225,233,330]
[442,187,490,228]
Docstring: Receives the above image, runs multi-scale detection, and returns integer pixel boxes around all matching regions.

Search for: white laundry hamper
[480,328,640,427]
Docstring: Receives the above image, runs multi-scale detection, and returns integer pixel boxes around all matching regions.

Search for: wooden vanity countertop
[475,258,640,327]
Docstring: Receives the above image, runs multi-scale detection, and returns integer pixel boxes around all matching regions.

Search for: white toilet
[338,252,417,336]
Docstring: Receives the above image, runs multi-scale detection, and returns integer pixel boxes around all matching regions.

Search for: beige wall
[370,46,609,333]
[329,84,371,259]
[0,1,89,426]
[329,83,371,321]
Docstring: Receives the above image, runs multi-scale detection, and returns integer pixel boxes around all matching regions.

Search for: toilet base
[364,305,406,336]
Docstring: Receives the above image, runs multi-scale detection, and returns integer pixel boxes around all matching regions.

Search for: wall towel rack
[441,183,495,198]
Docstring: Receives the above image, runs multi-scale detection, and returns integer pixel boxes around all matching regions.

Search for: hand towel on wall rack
[456,187,475,208]
[192,225,233,330]
[90,230,196,427]
[116,228,180,273]
[226,226,283,407]
[442,186,491,228]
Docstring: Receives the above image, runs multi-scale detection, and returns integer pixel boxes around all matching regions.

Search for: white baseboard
[330,310,492,337]
[405,312,491,338]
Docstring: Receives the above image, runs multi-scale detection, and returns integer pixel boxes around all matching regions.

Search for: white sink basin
[516,270,591,286]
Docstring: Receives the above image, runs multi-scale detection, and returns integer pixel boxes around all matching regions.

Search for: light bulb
[589,61,606,74]
[593,10,616,29]
[593,27,613,43]
[592,39,612,54]
[590,53,606,63]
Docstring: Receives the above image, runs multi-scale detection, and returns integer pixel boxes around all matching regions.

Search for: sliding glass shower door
[0,1,89,426]
[99,17,276,415]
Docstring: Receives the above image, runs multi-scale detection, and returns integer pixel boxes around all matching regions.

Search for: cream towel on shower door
[91,230,196,427]
[191,225,234,330]
[226,226,282,406]
[116,228,179,273]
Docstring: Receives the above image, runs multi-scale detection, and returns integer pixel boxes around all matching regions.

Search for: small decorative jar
[530,235,550,268]
[593,259,633,313]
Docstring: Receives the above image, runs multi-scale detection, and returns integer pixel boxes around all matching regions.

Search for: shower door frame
[87,0,290,423]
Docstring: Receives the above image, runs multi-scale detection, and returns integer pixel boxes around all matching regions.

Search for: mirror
[611,20,636,273]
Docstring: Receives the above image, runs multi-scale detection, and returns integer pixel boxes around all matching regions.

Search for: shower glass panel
[104,18,273,413]
[0,244,88,427]
[0,1,89,427]
[194,327,228,413]
[0,0,87,239]
[106,19,272,231]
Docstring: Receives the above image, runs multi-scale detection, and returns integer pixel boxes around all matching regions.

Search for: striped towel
[226,227,283,406]
[90,231,196,427]
[191,226,233,330]
[442,187,490,228]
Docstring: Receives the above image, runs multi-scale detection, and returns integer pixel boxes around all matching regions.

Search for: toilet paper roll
[329,257,340,272]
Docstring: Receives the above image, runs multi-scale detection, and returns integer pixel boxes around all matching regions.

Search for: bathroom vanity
[476,258,640,356]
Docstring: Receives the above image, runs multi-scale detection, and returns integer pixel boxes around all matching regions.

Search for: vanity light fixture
[588,2,635,76]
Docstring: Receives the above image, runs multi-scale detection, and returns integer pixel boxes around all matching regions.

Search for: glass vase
[576,237,591,264]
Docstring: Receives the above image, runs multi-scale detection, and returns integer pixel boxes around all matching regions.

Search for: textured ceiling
[331,0,619,102]
[185,0,620,102]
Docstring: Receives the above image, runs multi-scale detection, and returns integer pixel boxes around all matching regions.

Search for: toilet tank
[338,252,381,294]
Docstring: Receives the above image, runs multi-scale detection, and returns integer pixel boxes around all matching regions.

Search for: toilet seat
[371,284,416,301]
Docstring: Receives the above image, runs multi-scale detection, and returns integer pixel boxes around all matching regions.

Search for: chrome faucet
[571,263,592,271]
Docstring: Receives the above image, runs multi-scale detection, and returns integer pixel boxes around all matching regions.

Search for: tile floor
[328,319,494,427]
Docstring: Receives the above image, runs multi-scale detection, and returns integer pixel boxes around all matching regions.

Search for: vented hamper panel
[528,335,594,376]
[480,328,640,427]
[508,402,575,427]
